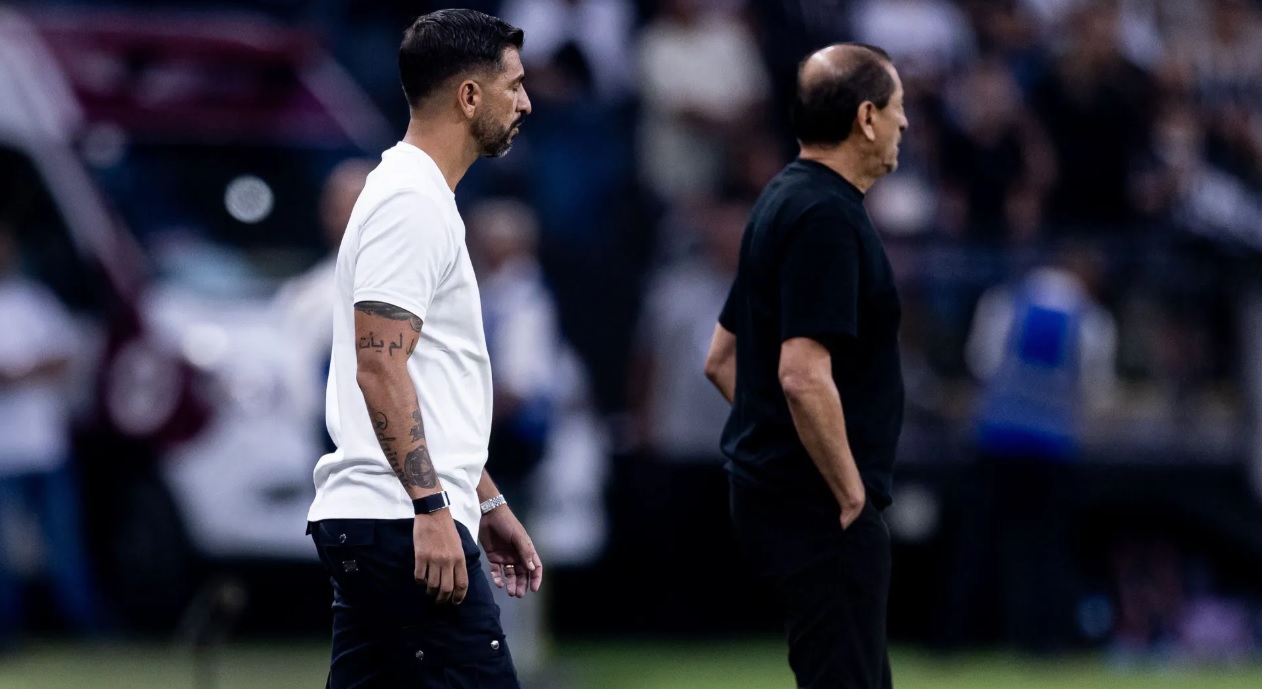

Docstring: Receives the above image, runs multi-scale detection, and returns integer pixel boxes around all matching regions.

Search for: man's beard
[474,113,522,158]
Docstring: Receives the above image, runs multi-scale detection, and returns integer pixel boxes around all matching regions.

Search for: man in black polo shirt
[704,43,907,689]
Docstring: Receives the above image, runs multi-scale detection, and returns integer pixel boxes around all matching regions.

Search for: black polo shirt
[718,158,904,508]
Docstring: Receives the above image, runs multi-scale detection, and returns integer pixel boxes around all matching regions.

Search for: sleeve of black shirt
[718,271,743,331]
[780,202,860,346]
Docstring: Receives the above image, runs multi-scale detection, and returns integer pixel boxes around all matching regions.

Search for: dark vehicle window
[89,141,360,283]
[0,145,112,316]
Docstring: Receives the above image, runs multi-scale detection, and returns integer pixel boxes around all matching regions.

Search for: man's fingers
[435,563,454,604]
[425,559,442,598]
[490,563,505,589]
[514,539,539,597]
[503,563,519,597]
[453,559,470,605]
[528,552,544,594]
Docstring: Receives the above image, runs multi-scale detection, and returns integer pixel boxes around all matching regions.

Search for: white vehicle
[0,8,391,628]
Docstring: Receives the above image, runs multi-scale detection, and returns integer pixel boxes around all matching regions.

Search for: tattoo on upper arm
[358,332,418,357]
[355,301,423,333]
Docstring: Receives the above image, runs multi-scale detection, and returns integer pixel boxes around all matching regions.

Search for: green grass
[1,639,1260,689]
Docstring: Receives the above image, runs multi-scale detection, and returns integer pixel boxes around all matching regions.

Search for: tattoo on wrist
[403,443,438,489]
[368,406,436,490]
[355,301,423,333]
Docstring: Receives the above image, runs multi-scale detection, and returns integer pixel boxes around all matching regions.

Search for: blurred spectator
[487,37,645,415]
[510,42,634,254]
[1136,101,1262,251]
[938,57,1056,244]
[1109,538,1185,657]
[1165,0,1262,187]
[273,159,373,449]
[501,0,637,103]
[953,246,1118,651]
[963,0,1050,95]
[0,224,102,646]
[630,198,744,461]
[625,197,745,628]
[850,0,977,82]
[720,131,790,202]
[469,199,563,499]
[1015,0,1083,37]
[968,245,1119,433]
[468,199,563,679]
[637,0,770,201]
[1030,3,1157,233]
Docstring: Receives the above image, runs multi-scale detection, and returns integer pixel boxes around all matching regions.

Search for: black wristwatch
[412,491,450,515]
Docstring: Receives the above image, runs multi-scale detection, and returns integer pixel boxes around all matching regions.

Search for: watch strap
[412,490,450,515]
[480,494,507,515]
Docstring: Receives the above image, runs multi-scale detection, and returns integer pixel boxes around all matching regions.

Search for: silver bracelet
[480,494,507,515]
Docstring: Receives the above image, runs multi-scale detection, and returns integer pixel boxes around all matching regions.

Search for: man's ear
[459,80,482,119]
[857,101,877,142]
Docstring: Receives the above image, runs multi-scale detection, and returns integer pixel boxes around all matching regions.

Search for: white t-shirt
[0,277,76,475]
[309,142,493,533]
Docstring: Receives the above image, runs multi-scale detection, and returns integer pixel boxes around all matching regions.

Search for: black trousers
[730,478,893,689]
[310,518,520,689]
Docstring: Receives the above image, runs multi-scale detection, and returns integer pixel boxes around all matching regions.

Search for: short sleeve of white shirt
[352,189,456,322]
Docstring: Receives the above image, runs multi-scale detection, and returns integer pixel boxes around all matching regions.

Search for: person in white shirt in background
[500,0,637,104]
[467,198,561,679]
[274,158,374,450]
[0,224,102,647]
[637,0,770,201]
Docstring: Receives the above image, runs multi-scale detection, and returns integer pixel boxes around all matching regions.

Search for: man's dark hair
[399,9,524,108]
[791,43,896,145]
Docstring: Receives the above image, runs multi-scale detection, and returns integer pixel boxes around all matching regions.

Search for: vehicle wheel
[81,451,200,632]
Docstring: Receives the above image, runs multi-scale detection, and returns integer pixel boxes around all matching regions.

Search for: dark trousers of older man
[731,476,893,689]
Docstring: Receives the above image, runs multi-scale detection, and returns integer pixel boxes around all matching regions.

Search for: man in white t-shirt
[306,10,540,688]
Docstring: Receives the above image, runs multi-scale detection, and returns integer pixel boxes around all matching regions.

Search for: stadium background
[2,0,1262,686]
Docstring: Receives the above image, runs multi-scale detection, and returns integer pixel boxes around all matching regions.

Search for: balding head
[792,43,897,146]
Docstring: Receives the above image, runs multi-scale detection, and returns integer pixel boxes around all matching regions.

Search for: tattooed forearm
[367,405,437,491]
[410,410,425,442]
[371,411,395,443]
[403,443,438,489]
[354,301,423,333]
[369,408,404,475]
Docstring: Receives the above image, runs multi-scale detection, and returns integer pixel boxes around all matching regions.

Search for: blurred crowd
[287,0,1262,432]
[2,0,1262,661]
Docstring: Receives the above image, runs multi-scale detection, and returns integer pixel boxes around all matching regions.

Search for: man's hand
[413,510,468,605]
[478,506,542,598]
[838,482,867,531]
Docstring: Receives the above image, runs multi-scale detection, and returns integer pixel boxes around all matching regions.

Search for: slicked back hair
[399,9,524,109]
